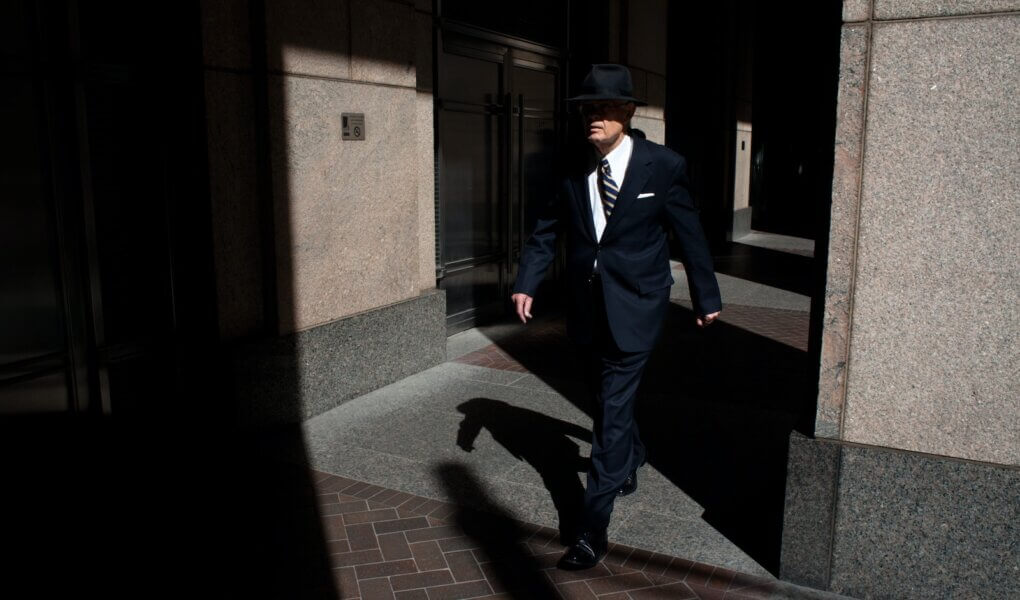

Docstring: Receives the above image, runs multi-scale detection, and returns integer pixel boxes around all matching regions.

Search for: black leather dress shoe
[618,469,638,496]
[557,529,608,570]
[619,459,646,496]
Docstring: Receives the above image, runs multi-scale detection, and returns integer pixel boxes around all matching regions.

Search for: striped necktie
[599,157,618,219]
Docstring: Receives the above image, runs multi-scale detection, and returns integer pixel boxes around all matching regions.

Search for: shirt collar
[600,134,633,177]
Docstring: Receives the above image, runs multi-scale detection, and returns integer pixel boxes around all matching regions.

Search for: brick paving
[311,469,784,599]
[714,304,808,352]
[324,276,818,598]
[454,344,529,373]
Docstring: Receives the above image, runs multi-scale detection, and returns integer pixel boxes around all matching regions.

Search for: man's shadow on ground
[456,398,588,543]
[434,462,563,599]
[484,302,814,575]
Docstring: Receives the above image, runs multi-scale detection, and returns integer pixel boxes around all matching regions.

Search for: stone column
[781,1,1020,598]
[624,0,668,144]
[203,0,445,426]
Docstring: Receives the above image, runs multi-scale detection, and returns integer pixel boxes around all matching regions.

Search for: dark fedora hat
[567,64,646,106]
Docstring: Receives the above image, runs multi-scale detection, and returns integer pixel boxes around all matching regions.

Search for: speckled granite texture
[268,74,421,333]
[842,15,1020,464]
[231,290,445,427]
[842,0,872,23]
[781,436,1020,599]
[831,445,1020,599]
[200,0,251,69]
[779,434,840,589]
[204,70,265,341]
[351,0,415,86]
[265,0,351,79]
[874,0,1020,20]
[816,23,870,440]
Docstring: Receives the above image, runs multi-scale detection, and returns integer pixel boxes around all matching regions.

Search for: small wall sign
[341,113,366,141]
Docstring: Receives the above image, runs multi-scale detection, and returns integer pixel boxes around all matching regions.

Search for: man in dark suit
[511,64,722,570]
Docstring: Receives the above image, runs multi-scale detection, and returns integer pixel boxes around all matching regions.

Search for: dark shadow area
[1,1,417,598]
[3,0,839,595]
[456,398,588,542]
[642,306,809,574]
[709,241,816,297]
[3,1,329,597]
[434,462,562,600]
[489,300,814,575]
[0,417,335,599]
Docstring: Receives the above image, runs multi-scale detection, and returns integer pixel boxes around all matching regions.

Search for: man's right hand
[511,293,534,324]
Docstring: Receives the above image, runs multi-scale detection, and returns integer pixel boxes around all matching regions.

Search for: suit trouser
[580,276,651,532]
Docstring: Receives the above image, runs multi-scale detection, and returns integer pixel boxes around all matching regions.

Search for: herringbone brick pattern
[312,469,780,599]
[713,304,808,352]
[453,345,528,373]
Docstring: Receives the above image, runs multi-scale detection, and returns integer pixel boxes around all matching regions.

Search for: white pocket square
[637,192,655,198]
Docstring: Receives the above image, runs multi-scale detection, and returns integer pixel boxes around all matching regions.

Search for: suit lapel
[601,137,652,241]
[571,171,597,242]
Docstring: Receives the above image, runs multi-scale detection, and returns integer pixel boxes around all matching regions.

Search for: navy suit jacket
[513,137,722,353]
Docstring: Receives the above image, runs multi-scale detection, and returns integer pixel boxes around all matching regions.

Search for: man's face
[580,101,635,151]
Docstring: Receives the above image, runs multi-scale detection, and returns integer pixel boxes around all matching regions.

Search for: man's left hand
[696,311,720,328]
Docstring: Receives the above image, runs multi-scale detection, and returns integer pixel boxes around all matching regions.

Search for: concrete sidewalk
[255,265,847,598]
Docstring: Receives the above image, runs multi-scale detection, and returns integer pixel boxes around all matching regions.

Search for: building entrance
[0,4,211,416]
[435,28,564,333]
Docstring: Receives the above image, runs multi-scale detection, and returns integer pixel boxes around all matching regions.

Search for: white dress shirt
[588,134,633,268]
[588,134,633,241]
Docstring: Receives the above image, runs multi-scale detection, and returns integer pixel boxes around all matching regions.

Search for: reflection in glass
[520,117,557,247]
[440,53,500,106]
[0,373,69,414]
[85,80,176,347]
[443,263,501,320]
[0,81,64,365]
[514,68,556,111]
[441,111,499,263]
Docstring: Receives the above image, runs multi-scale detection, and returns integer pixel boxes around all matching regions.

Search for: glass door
[436,29,563,333]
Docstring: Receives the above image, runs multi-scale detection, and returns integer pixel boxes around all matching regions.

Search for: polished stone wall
[201,1,263,340]
[626,0,667,144]
[268,74,419,332]
[201,0,436,339]
[266,0,425,334]
[199,1,444,422]
[415,7,436,292]
[231,290,446,427]
[781,434,1019,599]
[817,1,1020,465]
[790,2,1020,596]
[845,13,1019,464]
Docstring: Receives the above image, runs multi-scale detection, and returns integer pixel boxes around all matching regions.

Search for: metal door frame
[434,22,565,332]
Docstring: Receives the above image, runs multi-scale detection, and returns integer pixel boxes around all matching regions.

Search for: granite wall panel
[268,75,420,332]
[415,9,433,93]
[634,71,665,121]
[815,23,870,439]
[416,91,435,291]
[351,0,415,86]
[781,436,1020,598]
[842,0,872,22]
[842,16,1020,464]
[779,433,840,589]
[232,290,446,426]
[874,0,1020,19]
[829,445,1020,599]
[265,0,350,79]
[200,0,251,69]
[626,0,667,76]
[629,67,647,105]
[205,71,264,340]
[630,115,665,145]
